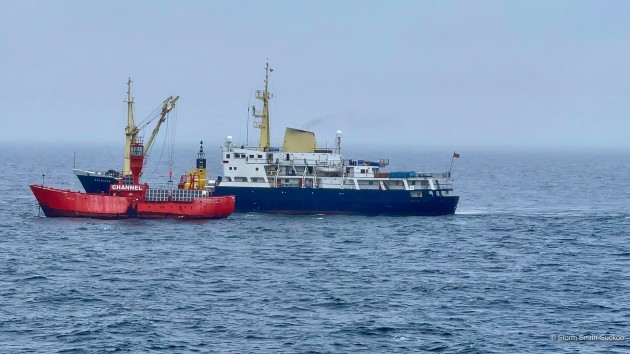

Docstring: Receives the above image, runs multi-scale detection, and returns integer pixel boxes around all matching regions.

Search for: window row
[226,153,264,159]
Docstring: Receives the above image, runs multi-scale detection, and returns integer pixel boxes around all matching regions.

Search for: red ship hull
[30,185,235,220]
[30,185,130,219]
[134,197,235,219]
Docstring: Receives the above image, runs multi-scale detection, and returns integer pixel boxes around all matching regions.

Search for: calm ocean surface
[1,143,629,353]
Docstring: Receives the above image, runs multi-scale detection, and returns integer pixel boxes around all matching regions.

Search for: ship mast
[122,79,178,176]
[252,61,273,151]
[123,78,137,176]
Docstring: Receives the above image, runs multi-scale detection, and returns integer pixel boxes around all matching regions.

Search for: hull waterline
[213,186,458,216]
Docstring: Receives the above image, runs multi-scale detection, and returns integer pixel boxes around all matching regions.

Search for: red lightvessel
[31,140,235,219]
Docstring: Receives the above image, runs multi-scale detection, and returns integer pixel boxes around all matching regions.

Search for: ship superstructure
[211,63,459,215]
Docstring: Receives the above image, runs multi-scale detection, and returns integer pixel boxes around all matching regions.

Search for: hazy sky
[2,0,629,149]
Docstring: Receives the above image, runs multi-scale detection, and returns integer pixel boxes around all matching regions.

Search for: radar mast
[252,61,273,150]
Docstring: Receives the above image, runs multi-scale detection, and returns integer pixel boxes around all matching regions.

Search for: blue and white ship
[211,63,459,215]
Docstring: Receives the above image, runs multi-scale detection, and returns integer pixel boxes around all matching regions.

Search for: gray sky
[2,0,629,149]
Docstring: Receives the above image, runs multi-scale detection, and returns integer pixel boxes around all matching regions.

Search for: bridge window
[226,154,230,158]
[131,146,143,156]
[249,154,254,158]
[257,154,263,158]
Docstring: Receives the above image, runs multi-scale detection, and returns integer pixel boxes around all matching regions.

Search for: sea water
[0,143,628,353]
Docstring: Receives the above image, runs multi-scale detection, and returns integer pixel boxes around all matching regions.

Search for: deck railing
[145,189,207,202]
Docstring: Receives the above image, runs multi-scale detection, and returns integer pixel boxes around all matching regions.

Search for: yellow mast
[123,78,137,176]
[252,61,273,150]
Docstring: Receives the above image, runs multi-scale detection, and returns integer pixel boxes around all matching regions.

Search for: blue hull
[76,174,118,194]
[213,187,458,215]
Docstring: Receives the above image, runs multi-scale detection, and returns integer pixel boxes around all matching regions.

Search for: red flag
[453,152,460,158]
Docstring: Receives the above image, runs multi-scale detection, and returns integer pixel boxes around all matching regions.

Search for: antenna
[246,86,253,147]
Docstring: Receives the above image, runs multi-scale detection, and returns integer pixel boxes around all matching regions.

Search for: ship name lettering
[111,184,143,191]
